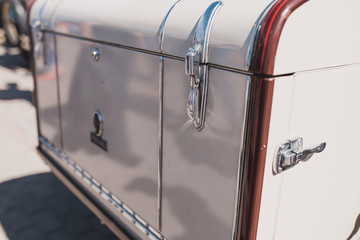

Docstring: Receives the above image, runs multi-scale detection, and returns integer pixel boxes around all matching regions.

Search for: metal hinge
[273,137,326,175]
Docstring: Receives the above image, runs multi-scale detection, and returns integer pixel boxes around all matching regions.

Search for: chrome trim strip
[232,76,252,240]
[157,56,164,231]
[53,34,64,149]
[158,0,182,52]
[39,136,165,240]
[193,1,223,64]
[157,1,183,229]
[245,0,278,70]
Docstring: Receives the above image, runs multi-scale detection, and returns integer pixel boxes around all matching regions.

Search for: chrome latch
[32,20,43,58]
[185,44,202,128]
[32,20,48,65]
[184,1,223,131]
[273,137,326,175]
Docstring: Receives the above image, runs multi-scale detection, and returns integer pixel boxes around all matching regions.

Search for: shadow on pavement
[0,83,33,104]
[0,44,29,70]
[0,173,118,240]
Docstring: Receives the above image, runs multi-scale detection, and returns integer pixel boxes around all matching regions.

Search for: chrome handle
[294,142,326,162]
[274,137,327,174]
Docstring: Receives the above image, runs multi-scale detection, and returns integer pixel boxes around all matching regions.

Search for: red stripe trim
[259,0,288,72]
[250,0,308,75]
[239,0,308,239]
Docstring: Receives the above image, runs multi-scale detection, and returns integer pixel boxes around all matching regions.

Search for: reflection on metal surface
[273,137,326,174]
[39,136,165,240]
[91,48,100,61]
[185,1,223,130]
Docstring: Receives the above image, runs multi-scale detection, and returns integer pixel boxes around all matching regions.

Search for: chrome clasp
[183,1,223,131]
[273,137,326,174]
[185,45,202,127]
[32,20,43,58]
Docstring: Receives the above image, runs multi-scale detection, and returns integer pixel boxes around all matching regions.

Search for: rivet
[91,48,100,61]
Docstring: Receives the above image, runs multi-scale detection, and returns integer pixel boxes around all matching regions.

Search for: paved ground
[0,34,118,239]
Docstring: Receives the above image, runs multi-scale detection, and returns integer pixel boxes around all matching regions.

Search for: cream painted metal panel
[274,0,360,75]
[256,76,296,240]
[56,35,160,228]
[52,0,178,52]
[273,65,360,240]
[162,58,249,239]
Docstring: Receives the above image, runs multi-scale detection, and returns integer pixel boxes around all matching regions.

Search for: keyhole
[93,110,103,136]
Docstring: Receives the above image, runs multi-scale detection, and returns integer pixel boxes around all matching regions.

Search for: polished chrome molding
[158,0,183,52]
[185,1,223,130]
[273,137,326,174]
[245,0,278,70]
[193,1,223,64]
[157,1,184,229]
[157,56,164,231]
[39,136,166,240]
[53,35,64,149]
[232,76,252,240]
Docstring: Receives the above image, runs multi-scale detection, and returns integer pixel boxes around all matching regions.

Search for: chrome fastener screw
[91,48,100,61]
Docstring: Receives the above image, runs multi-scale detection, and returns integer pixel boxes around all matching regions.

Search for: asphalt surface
[0,33,118,239]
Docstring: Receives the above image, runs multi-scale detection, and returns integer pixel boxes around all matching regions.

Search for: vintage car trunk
[30,0,360,239]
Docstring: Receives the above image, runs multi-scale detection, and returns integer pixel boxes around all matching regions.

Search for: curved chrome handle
[274,137,327,174]
[295,142,326,162]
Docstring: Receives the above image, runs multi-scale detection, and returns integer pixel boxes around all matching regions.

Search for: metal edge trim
[28,20,41,143]
[37,146,132,240]
[249,0,309,75]
[232,76,252,240]
[157,1,183,230]
[239,1,309,239]
[53,34,63,149]
[245,0,278,70]
[157,56,164,231]
[240,78,274,240]
[158,0,183,52]
[39,136,165,240]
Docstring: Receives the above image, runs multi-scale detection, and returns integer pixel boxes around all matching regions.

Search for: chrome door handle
[273,137,326,174]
